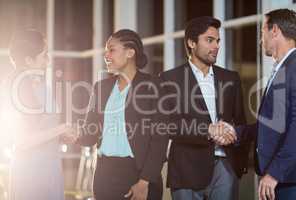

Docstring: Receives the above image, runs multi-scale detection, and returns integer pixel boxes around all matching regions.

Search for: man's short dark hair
[184,16,221,56]
[265,9,296,41]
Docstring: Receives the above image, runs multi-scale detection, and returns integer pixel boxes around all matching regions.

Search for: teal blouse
[98,80,134,157]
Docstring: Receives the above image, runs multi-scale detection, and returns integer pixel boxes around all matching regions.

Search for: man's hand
[259,174,278,200]
[208,121,237,145]
[124,179,149,200]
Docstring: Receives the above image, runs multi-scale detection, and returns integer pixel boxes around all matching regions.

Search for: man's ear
[187,39,196,50]
[127,48,136,58]
[271,24,280,38]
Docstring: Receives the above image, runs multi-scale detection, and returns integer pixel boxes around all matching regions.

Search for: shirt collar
[273,48,296,72]
[188,59,214,77]
[114,80,131,94]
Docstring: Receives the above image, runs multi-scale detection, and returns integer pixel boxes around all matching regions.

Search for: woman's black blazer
[77,71,169,183]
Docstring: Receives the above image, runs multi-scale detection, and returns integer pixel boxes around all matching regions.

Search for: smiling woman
[76,29,169,200]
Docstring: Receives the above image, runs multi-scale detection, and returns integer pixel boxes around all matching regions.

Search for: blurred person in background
[0,29,76,200]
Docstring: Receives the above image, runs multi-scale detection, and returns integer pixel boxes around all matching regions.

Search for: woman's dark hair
[184,16,221,56]
[111,29,147,69]
[9,29,45,67]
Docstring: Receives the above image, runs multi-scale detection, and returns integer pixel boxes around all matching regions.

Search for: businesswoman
[3,29,75,200]
[76,29,168,200]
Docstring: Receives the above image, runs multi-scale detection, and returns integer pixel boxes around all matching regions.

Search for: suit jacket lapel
[125,70,145,111]
[258,50,296,115]
[258,68,277,114]
[212,66,223,120]
[98,75,117,114]
[185,63,211,121]
[124,70,144,138]
[258,84,268,115]
[94,75,116,145]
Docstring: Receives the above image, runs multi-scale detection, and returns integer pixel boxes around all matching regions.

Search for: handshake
[208,121,237,146]
[59,123,79,145]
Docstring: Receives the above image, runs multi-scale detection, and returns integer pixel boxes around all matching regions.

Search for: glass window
[271,0,292,7]
[54,0,93,51]
[226,25,259,200]
[225,0,257,20]
[226,25,258,123]
[175,0,213,31]
[0,0,47,48]
[143,44,163,76]
[101,0,114,43]
[174,38,187,67]
[137,0,163,38]
[54,57,93,197]
[54,57,92,122]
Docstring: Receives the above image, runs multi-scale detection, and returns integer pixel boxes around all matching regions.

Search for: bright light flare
[61,144,68,153]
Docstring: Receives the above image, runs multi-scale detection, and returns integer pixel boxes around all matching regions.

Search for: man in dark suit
[213,9,296,200]
[160,16,249,200]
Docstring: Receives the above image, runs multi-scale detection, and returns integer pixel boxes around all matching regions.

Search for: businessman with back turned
[211,9,296,200]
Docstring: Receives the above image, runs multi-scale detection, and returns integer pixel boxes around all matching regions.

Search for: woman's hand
[124,179,149,200]
[59,124,78,144]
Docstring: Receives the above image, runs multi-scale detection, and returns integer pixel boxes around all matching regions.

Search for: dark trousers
[276,183,296,200]
[172,158,238,200]
[93,156,163,200]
